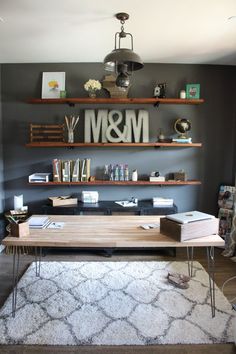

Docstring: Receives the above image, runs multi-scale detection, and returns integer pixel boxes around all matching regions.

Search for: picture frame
[41,72,66,99]
[186,83,200,99]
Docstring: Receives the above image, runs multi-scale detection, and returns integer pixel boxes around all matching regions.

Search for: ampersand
[106,110,128,143]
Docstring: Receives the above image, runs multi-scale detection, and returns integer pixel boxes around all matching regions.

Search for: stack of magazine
[52,158,91,182]
[28,216,50,229]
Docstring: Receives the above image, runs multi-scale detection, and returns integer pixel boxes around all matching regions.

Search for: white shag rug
[0,261,234,346]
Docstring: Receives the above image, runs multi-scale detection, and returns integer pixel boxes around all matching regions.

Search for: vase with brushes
[84,79,102,98]
[65,115,80,143]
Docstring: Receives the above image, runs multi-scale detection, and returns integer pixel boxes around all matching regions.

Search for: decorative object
[84,110,108,143]
[132,169,138,181]
[105,164,129,181]
[14,195,23,211]
[0,261,233,345]
[84,79,101,98]
[48,196,78,207]
[124,164,129,181]
[60,90,67,98]
[84,109,149,143]
[105,111,128,143]
[41,72,65,99]
[174,118,191,139]
[30,124,65,143]
[85,109,149,144]
[186,83,200,99]
[125,110,149,143]
[158,129,165,142]
[81,191,99,203]
[102,75,130,98]
[64,115,79,144]
[103,165,109,181]
[174,170,187,181]
[179,89,186,99]
[154,83,166,98]
[103,12,143,88]
[150,171,160,177]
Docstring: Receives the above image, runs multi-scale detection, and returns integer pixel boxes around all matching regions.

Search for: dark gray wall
[0,66,4,213]
[1,63,235,214]
[0,65,6,239]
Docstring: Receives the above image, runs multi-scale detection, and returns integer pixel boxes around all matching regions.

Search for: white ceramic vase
[132,169,138,181]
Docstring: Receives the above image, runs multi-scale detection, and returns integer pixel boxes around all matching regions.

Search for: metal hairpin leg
[187,246,194,277]
[35,247,42,277]
[12,246,20,317]
[207,246,215,318]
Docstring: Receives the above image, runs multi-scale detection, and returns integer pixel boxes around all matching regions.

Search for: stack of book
[149,176,165,182]
[28,216,50,229]
[153,197,174,207]
[28,173,51,183]
[172,138,192,143]
[52,158,91,182]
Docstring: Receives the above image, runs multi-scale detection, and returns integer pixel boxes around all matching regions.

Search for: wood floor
[0,247,235,354]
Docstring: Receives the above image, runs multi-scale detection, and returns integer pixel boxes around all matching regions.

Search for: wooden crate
[160,217,219,241]
[30,124,65,142]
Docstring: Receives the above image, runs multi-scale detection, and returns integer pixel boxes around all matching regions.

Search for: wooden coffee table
[2,215,224,317]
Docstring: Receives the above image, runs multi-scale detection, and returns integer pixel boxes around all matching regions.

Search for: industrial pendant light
[116,63,130,88]
[104,12,144,87]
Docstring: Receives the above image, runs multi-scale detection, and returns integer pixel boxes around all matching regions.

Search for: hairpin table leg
[12,246,20,317]
[207,246,216,318]
[35,247,42,277]
[187,246,194,277]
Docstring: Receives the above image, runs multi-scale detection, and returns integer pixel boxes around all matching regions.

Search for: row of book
[52,159,91,182]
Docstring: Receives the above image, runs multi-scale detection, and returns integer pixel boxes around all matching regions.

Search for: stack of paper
[115,201,137,207]
[153,197,174,207]
[28,173,51,183]
[28,216,50,229]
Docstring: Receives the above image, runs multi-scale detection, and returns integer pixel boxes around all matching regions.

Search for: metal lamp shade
[104,48,144,72]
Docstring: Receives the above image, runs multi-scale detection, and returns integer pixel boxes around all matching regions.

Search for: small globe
[174,118,191,138]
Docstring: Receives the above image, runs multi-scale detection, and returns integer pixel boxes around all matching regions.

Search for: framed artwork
[41,72,66,98]
[186,83,200,99]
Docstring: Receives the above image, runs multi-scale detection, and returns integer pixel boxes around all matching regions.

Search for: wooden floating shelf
[26,142,202,148]
[28,180,201,186]
[27,98,204,105]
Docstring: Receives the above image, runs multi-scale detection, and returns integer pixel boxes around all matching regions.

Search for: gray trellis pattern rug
[0,261,234,345]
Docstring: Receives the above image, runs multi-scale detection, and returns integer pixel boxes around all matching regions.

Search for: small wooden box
[174,171,186,181]
[11,221,29,238]
[160,217,219,241]
[49,197,78,207]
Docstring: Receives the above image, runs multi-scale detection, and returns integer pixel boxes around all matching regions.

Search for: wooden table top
[1,215,224,248]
